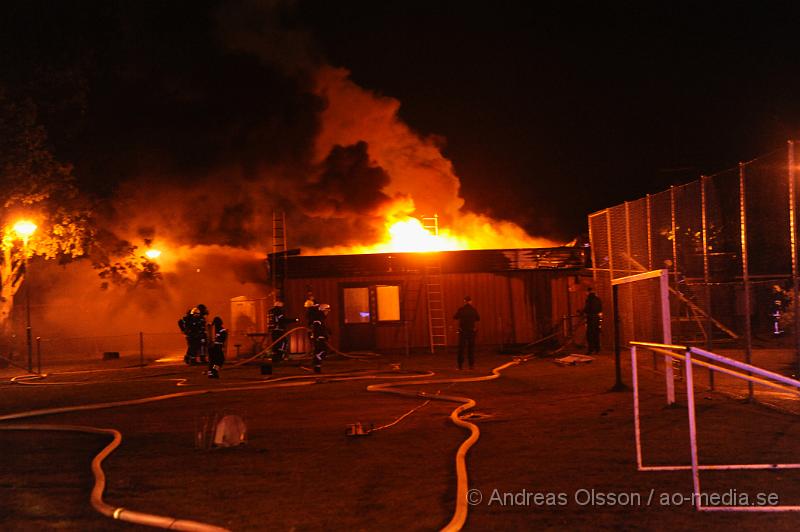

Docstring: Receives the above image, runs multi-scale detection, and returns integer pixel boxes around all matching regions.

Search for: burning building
[263,246,587,353]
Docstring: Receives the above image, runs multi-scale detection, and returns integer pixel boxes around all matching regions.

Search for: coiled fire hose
[368,354,535,531]
[4,324,537,532]
[0,368,437,530]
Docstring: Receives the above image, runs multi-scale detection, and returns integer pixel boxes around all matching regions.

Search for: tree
[0,88,160,348]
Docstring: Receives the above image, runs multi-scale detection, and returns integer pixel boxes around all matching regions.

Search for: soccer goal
[630,341,800,512]
[611,268,675,404]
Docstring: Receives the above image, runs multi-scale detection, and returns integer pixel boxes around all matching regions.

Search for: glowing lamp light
[12,220,37,242]
[145,248,162,259]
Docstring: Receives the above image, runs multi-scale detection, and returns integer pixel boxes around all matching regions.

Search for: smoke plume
[5,0,559,340]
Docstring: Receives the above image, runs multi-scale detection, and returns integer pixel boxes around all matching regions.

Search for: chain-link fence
[589,141,800,399]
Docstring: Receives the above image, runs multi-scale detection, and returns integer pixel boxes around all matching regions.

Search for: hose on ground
[367,354,536,531]
[0,423,229,532]
[0,368,436,530]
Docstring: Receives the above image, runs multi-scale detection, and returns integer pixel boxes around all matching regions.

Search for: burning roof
[270,247,587,278]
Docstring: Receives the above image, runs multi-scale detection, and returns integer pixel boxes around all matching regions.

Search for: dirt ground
[1,347,799,531]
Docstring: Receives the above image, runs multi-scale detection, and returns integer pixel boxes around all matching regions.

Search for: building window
[343,287,370,323]
[376,285,401,322]
[341,283,402,324]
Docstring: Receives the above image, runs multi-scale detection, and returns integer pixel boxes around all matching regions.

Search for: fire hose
[367,354,536,531]
[4,326,542,530]
[0,368,437,530]
[230,326,378,368]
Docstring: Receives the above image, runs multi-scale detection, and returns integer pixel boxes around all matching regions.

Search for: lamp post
[12,220,37,372]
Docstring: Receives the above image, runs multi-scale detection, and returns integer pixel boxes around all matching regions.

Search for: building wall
[281,270,578,352]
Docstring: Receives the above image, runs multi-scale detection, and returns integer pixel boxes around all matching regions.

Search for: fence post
[646,194,653,270]
[36,336,41,375]
[788,140,800,379]
[739,162,754,400]
[700,175,714,390]
[606,209,614,353]
[139,331,144,367]
[611,283,627,391]
[670,185,679,279]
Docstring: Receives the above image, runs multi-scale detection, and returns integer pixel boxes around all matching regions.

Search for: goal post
[611,269,675,404]
[630,341,800,511]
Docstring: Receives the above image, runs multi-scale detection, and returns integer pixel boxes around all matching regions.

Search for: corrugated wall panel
[282,270,573,351]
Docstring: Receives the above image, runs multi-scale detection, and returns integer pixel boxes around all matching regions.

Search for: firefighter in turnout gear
[268,300,297,363]
[308,303,330,373]
[208,316,227,378]
[178,306,208,365]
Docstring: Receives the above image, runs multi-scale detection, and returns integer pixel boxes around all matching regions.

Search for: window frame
[339,281,403,326]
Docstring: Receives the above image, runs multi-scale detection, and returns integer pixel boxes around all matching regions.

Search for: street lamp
[12,220,37,372]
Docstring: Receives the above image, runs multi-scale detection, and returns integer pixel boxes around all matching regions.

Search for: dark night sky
[299,1,800,237]
[3,1,800,243]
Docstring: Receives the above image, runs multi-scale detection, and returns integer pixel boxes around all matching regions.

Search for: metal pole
[606,209,614,354]
[36,336,41,375]
[700,175,714,390]
[670,186,679,340]
[625,201,632,274]
[670,185,679,278]
[739,162,754,399]
[631,345,643,469]
[646,194,653,270]
[611,283,627,391]
[645,195,656,369]
[25,253,32,373]
[684,348,702,509]
[588,212,598,285]
[661,269,675,405]
[139,331,144,367]
[788,140,800,378]
[625,201,635,349]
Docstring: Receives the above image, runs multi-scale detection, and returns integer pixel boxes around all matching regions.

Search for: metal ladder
[421,214,447,353]
[272,210,287,301]
[425,261,448,353]
[421,214,440,236]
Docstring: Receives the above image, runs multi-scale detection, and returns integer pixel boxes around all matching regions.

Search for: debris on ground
[554,354,594,366]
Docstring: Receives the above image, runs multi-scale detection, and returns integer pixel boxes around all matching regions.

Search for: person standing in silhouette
[453,296,480,370]
[583,288,603,355]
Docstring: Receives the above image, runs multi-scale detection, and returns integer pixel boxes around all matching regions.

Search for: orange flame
[307,67,563,256]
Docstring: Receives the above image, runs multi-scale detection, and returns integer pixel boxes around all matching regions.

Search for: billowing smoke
[7,0,559,340]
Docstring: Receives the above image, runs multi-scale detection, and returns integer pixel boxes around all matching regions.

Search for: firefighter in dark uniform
[196,304,210,364]
[309,303,330,373]
[208,316,227,378]
[453,296,480,370]
[268,300,297,362]
[178,306,208,365]
[583,288,603,355]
